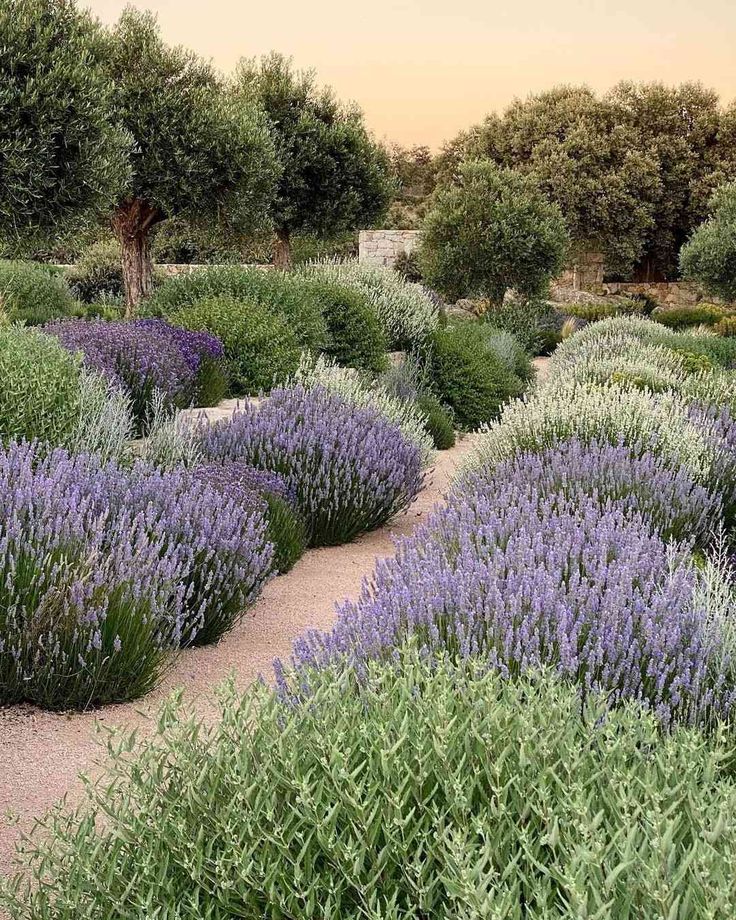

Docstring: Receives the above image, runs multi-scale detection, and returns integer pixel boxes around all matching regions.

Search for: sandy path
[0,435,477,881]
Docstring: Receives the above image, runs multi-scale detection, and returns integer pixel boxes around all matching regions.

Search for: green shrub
[0,261,74,325]
[680,180,736,302]
[265,494,307,574]
[478,325,534,383]
[482,296,562,355]
[146,266,328,350]
[651,303,728,329]
[299,276,388,373]
[428,323,525,430]
[564,297,645,322]
[171,296,302,395]
[66,240,124,302]
[715,316,736,337]
[417,392,455,449]
[393,248,423,282]
[5,651,736,918]
[0,326,82,444]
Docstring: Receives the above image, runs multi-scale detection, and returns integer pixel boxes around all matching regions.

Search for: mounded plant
[0,261,74,325]
[417,392,455,449]
[428,322,526,429]
[46,318,227,432]
[307,259,439,350]
[148,265,328,351]
[6,651,736,917]
[0,325,82,445]
[651,303,728,329]
[171,296,302,396]
[199,385,425,546]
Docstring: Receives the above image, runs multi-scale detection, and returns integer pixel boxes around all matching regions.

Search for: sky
[85,0,736,149]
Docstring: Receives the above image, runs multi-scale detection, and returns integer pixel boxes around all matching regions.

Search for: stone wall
[358,230,420,268]
[601,280,713,308]
[556,250,605,292]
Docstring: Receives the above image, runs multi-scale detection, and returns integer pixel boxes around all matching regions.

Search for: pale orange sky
[85,0,736,148]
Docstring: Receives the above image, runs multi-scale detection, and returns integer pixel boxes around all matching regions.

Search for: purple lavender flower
[286,468,733,727]
[45,319,226,431]
[460,437,720,545]
[190,462,295,508]
[199,385,425,546]
[0,441,272,710]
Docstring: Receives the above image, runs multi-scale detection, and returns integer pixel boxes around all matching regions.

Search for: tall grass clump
[199,385,425,546]
[5,651,736,917]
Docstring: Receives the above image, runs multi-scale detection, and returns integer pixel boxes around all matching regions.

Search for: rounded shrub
[170,296,301,396]
[428,323,525,430]
[563,298,645,323]
[417,392,455,449]
[651,304,727,330]
[306,259,439,350]
[7,651,736,918]
[66,240,125,302]
[483,296,563,356]
[299,275,388,373]
[146,265,328,351]
[294,465,729,727]
[189,462,306,575]
[198,385,425,546]
[0,325,82,445]
[0,260,74,325]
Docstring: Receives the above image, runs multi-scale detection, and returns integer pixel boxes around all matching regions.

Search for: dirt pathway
[0,435,477,881]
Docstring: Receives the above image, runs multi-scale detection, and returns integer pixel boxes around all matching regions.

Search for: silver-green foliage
[0,325,82,445]
[4,650,736,918]
[68,368,134,465]
[307,259,439,350]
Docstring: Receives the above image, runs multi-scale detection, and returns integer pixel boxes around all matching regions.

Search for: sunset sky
[85,0,736,148]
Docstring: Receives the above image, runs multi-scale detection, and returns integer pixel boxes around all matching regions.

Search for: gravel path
[0,435,478,882]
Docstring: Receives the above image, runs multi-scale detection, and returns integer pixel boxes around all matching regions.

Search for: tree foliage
[234,53,393,267]
[439,83,736,279]
[418,160,568,303]
[680,181,736,302]
[104,8,279,310]
[0,0,130,248]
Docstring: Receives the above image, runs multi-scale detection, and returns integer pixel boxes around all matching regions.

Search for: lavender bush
[46,319,226,432]
[460,438,721,545]
[0,443,272,709]
[286,478,733,728]
[199,385,425,546]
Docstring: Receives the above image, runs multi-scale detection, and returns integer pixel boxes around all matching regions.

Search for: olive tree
[104,9,279,313]
[418,160,568,304]
[234,53,393,269]
[680,182,736,302]
[0,0,129,250]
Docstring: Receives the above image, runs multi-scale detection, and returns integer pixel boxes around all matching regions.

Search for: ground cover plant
[0,444,274,709]
[199,384,425,546]
[46,318,227,431]
[5,651,736,918]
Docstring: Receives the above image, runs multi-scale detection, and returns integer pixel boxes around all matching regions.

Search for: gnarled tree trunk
[112,198,160,318]
[273,227,292,271]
